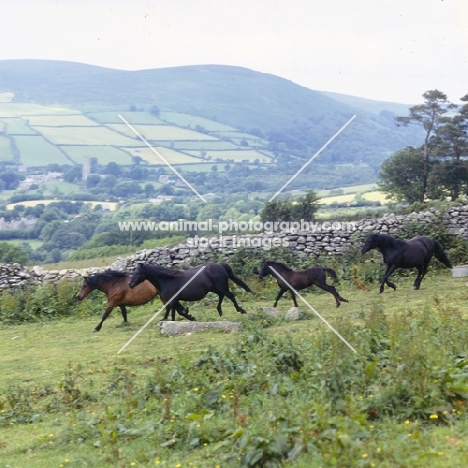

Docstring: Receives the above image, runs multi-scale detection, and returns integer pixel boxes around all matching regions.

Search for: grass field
[0,103,78,117]
[62,145,134,165]
[0,135,13,161]
[1,269,468,467]
[107,124,219,142]
[160,111,237,132]
[127,146,203,165]
[90,112,166,125]
[26,115,100,127]
[0,117,37,134]
[14,135,72,166]
[30,126,141,146]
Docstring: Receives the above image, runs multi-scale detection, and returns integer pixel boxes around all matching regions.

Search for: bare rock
[159,321,241,336]
[262,307,282,317]
[285,307,302,320]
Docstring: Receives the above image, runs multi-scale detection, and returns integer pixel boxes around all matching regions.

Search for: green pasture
[169,140,241,150]
[14,135,71,166]
[106,123,219,141]
[39,181,85,196]
[190,149,270,163]
[62,145,134,165]
[26,114,99,127]
[0,136,13,161]
[1,117,37,135]
[160,111,237,132]
[1,271,468,467]
[30,126,140,146]
[127,146,202,165]
[88,111,166,125]
[0,103,79,117]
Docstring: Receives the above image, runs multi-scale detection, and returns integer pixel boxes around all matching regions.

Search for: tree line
[379,90,468,203]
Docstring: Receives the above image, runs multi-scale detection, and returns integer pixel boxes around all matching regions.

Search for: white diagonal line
[118,114,207,202]
[117,266,207,354]
[269,266,356,353]
[268,115,356,202]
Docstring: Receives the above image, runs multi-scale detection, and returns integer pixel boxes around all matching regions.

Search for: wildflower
[369,425,374,429]
[430,414,438,419]
[131,463,137,467]
[155,461,160,465]
[404,420,410,424]
[222,394,227,399]
[193,388,199,392]
[362,453,368,458]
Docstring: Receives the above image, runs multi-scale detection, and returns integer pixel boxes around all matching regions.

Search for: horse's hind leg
[216,294,224,316]
[290,290,299,308]
[315,282,346,308]
[224,290,247,314]
[93,306,114,332]
[413,264,428,290]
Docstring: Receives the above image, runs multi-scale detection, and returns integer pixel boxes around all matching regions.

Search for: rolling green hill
[0,60,421,172]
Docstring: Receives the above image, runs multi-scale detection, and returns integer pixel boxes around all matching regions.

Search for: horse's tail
[434,240,453,269]
[322,267,338,280]
[221,264,253,292]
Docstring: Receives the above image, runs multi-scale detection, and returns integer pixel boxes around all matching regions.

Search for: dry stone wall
[0,205,467,291]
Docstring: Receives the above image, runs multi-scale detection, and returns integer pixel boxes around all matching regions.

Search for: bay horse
[361,233,453,293]
[128,263,253,319]
[76,270,191,332]
[258,260,348,308]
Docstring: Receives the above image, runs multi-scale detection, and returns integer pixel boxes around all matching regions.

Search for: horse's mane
[375,234,407,248]
[142,263,185,278]
[264,260,293,272]
[86,270,130,287]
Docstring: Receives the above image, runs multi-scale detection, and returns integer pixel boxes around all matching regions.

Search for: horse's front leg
[273,288,287,307]
[93,306,114,332]
[380,264,396,293]
[119,305,129,324]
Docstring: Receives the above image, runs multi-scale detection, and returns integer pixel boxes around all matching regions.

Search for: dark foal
[361,233,453,293]
[258,260,348,308]
[128,262,253,318]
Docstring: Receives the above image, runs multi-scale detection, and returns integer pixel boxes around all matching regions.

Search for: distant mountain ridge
[0,59,421,179]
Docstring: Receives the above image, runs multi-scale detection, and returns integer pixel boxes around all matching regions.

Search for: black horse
[128,263,253,319]
[361,233,453,293]
[258,260,348,308]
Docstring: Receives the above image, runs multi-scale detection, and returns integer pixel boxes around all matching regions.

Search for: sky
[1,0,467,104]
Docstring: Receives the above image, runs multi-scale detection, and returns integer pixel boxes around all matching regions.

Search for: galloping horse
[128,263,253,319]
[258,260,348,308]
[77,270,192,332]
[361,233,453,293]
[76,270,160,332]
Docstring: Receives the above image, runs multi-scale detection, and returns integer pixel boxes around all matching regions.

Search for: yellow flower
[155,461,160,465]
[369,425,374,429]
[131,463,137,467]
[430,414,438,419]
[222,394,227,399]
[362,453,368,458]
[193,388,199,392]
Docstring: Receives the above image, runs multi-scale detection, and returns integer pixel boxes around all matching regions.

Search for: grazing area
[1,267,468,467]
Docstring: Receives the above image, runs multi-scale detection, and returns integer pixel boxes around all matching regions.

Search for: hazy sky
[1,0,466,104]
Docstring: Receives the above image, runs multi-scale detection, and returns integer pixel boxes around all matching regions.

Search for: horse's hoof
[93,328,99,333]
[336,303,341,308]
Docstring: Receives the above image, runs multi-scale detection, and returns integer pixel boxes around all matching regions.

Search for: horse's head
[128,263,146,289]
[258,260,271,280]
[76,277,93,300]
[361,234,378,254]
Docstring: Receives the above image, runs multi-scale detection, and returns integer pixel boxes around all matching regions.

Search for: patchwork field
[0,103,274,169]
